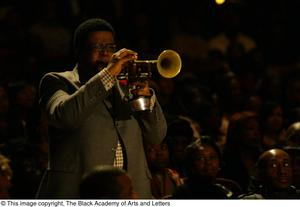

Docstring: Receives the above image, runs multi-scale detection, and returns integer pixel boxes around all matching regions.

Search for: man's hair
[73,18,115,54]
[79,165,127,199]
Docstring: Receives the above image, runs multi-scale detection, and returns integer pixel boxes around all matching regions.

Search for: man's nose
[278,165,290,175]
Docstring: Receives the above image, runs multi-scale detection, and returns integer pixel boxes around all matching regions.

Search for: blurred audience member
[258,101,286,149]
[144,138,183,198]
[283,72,300,116]
[215,73,246,117]
[28,0,72,71]
[80,165,138,199]
[6,81,40,154]
[0,154,13,198]
[165,118,196,177]
[208,3,257,57]
[149,76,177,122]
[3,81,46,198]
[169,12,208,76]
[257,67,284,104]
[221,111,263,192]
[285,122,300,147]
[173,74,219,138]
[286,107,300,129]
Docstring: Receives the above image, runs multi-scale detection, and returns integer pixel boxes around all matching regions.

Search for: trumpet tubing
[118,50,182,81]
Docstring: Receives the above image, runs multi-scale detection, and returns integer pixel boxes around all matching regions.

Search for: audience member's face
[266,106,284,133]
[241,118,261,148]
[145,143,169,171]
[81,31,115,74]
[116,174,138,199]
[170,136,191,162]
[262,149,293,189]
[193,144,220,180]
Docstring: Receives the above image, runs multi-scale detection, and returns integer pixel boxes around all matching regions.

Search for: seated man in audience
[79,165,138,199]
[240,148,300,199]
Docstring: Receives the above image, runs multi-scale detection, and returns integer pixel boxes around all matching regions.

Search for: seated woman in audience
[171,137,238,199]
[144,138,184,198]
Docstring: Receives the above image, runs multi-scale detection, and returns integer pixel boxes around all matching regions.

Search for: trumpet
[118,50,182,111]
[118,49,182,82]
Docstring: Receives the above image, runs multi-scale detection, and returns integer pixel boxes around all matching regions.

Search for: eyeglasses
[89,43,117,53]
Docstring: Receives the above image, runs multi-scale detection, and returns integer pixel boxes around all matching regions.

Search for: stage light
[215,0,226,5]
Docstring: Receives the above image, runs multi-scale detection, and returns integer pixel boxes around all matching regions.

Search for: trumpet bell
[157,50,182,78]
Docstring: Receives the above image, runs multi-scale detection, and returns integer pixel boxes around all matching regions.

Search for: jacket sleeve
[135,96,167,145]
[39,72,109,129]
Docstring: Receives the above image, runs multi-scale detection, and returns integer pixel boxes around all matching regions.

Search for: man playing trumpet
[36,18,167,198]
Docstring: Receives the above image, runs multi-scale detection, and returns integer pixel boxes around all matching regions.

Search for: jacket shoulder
[41,70,77,83]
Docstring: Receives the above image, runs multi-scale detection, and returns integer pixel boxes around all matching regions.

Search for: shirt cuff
[98,68,116,91]
[149,88,156,111]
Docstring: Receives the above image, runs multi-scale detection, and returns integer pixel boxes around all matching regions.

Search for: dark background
[1,0,299,85]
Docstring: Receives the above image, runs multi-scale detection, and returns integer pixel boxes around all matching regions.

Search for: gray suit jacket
[36,67,167,198]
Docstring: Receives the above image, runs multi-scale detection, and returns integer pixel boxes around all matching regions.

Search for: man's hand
[130,81,152,97]
[107,48,137,76]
